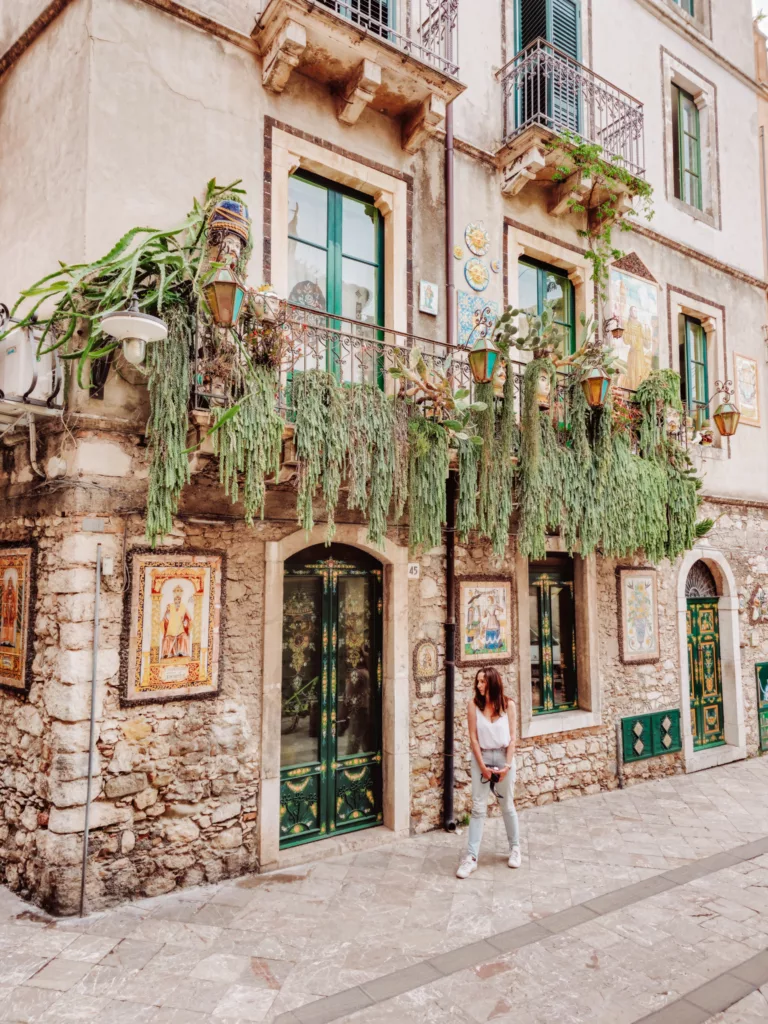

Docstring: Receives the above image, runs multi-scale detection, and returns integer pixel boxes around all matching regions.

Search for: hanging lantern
[712,378,741,438]
[100,294,167,367]
[580,366,611,409]
[468,334,499,384]
[713,400,740,437]
[203,266,246,328]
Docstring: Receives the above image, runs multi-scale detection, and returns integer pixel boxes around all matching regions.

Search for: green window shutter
[651,710,681,756]
[683,317,709,429]
[674,85,702,210]
[551,0,580,59]
[623,715,651,762]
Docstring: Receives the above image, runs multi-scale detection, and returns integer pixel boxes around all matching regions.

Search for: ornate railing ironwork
[500,38,645,178]
[257,0,459,77]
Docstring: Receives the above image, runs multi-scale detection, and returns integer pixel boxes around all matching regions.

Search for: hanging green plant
[145,306,193,546]
[346,384,397,547]
[293,370,348,540]
[408,417,449,553]
[211,363,283,525]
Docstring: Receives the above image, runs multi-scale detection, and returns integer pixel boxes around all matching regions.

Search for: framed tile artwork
[617,567,660,665]
[0,544,35,695]
[122,550,224,705]
[456,576,513,667]
[734,353,760,427]
[457,291,498,348]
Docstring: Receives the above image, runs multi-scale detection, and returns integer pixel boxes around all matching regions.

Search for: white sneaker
[508,847,521,869]
[456,856,477,879]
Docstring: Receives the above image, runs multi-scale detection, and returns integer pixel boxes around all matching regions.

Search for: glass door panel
[281,577,324,768]
[336,576,376,758]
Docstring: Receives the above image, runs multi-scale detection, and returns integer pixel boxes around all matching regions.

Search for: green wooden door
[279,546,383,848]
[756,662,768,752]
[687,598,724,749]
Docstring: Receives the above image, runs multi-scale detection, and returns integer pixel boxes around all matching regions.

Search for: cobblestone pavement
[3,759,768,1022]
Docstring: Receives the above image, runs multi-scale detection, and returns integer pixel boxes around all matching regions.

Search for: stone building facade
[1,0,768,914]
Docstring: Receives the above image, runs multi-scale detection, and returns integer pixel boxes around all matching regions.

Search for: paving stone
[486,921,549,952]
[537,903,598,933]
[429,939,499,975]
[686,973,757,1013]
[360,962,442,1001]
[730,950,768,986]
[292,987,372,1024]
[635,1000,710,1024]
[24,958,93,991]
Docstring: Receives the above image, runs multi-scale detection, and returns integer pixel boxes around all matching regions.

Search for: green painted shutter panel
[622,710,682,763]
[519,0,547,48]
[651,710,681,757]
[551,0,580,58]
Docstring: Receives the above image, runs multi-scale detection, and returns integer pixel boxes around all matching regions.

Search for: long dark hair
[474,667,507,719]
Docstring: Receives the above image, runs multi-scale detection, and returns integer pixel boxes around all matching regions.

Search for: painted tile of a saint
[161,584,192,660]
[0,547,33,693]
[609,268,659,391]
[1,570,18,647]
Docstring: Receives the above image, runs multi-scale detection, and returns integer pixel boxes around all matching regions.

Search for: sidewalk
[1,757,768,1022]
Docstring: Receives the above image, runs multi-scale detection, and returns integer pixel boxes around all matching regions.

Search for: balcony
[498,39,645,211]
[252,0,463,150]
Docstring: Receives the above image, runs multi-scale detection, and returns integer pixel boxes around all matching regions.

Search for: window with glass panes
[529,561,577,715]
[672,84,702,210]
[517,258,576,354]
[680,316,709,428]
[672,0,694,14]
[287,171,384,327]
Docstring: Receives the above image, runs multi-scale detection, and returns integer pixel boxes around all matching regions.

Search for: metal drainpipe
[443,99,457,833]
[79,543,102,917]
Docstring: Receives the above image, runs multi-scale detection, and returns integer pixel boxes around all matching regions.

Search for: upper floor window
[518,257,576,355]
[673,0,694,14]
[680,316,709,428]
[517,0,581,57]
[672,85,702,211]
[529,559,577,715]
[288,171,383,325]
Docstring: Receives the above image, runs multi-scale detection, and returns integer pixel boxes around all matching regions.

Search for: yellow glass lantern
[581,366,611,409]
[713,401,740,437]
[468,335,499,385]
[203,267,246,328]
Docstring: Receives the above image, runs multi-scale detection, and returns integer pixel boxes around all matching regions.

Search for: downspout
[443,99,457,833]
[79,543,102,916]
[760,127,768,283]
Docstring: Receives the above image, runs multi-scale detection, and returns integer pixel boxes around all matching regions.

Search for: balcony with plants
[1,179,736,561]
[252,0,463,151]
[498,38,646,214]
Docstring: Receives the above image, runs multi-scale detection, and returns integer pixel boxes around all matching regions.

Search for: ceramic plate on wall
[465,223,490,257]
[465,258,490,292]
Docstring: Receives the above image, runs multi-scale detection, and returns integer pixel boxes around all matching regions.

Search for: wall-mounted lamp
[100,294,167,366]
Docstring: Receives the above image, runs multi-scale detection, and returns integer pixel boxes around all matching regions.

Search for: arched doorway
[279,544,383,848]
[685,560,724,749]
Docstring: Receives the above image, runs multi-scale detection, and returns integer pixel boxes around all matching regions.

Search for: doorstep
[275,824,410,871]
[686,743,747,774]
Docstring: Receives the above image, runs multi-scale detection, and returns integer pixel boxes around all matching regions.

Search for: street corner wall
[0,506,301,916]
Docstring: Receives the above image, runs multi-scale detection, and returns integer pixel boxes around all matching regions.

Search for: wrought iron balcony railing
[258,0,459,77]
[500,38,645,178]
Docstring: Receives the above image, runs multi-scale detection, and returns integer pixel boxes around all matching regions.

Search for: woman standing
[456,667,520,878]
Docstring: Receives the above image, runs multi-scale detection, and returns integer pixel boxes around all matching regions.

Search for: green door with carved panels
[687,598,724,749]
[280,545,383,848]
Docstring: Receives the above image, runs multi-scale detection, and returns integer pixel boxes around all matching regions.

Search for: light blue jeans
[466,747,520,860]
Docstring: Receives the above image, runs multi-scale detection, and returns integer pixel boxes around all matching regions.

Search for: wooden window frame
[518,256,576,355]
[680,315,709,429]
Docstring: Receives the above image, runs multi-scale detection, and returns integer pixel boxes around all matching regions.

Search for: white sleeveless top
[476,708,511,750]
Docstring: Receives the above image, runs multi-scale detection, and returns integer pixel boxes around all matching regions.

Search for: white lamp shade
[100,308,168,344]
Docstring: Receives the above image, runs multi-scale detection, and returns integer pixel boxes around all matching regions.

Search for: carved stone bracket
[402,94,446,153]
[337,59,382,126]
[262,19,307,93]
[501,146,546,197]
[549,170,593,217]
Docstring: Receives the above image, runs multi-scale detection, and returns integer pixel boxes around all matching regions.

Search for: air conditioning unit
[0,323,59,407]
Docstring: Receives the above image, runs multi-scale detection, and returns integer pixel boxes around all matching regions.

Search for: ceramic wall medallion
[734,353,760,427]
[419,280,439,316]
[458,291,498,348]
[122,550,224,705]
[490,259,501,274]
[617,567,660,665]
[465,222,490,257]
[456,576,513,667]
[465,258,490,293]
[413,638,440,697]
[453,245,464,260]
[0,544,36,695]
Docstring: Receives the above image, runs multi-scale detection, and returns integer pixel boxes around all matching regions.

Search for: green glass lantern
[203,267,246,328]
[713,400,740,437]
[581,366,611,409]
[468,334,499,384]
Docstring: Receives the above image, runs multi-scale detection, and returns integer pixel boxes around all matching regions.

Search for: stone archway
[676,546,746,772]
[258,526,410,870]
